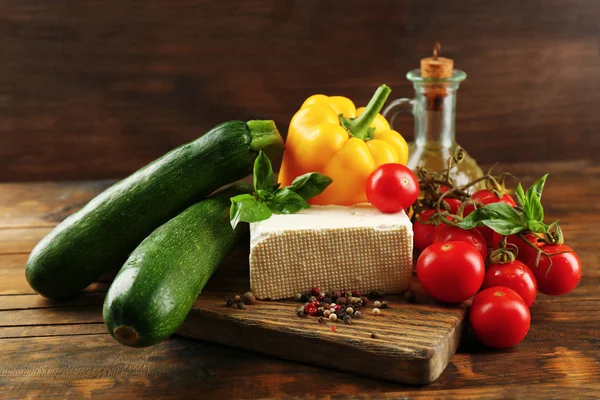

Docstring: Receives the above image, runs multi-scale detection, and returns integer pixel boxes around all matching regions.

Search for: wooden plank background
[1,0,599,182]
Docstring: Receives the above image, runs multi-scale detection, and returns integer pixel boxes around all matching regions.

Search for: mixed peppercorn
[294,287,390,324]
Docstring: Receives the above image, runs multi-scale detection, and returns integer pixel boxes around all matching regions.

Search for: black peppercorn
[294,293,303,302]
[226,298,234,307]
[370,333,378,339]
[296,306,306,317]
[317,316,326,324]
[404,290,416,303]
[237,302,245,309]
[300,293,309,302]
[317,307,325,316]
[323,297,332,305]
[308,296,317,303]
[343,315,353,325]
[380,301,388,309]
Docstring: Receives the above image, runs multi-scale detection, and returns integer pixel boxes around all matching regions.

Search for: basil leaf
[515,183,527,208]
[266,188,310,214]
[480,220,527,236]
[230,194,272,229]
[253,151,275,192]
[289,173,333,201]
[527,192,544,222]
[527,174,548,202]
[458,202,527,235]
[527,220,548,234]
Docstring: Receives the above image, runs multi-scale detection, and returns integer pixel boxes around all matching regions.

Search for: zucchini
[103,183,251,347]
[26,120,282,300]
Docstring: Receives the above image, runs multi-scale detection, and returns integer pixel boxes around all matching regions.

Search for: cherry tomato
[442,198,462,215]
[413,210,438,252]
[525,244,581,296]
[432,225,488,261]
[482,261,537,307]
[507,233,544,262]
[417,241,485,303]
[366,164,419,213]
[464,190,517,249]
[469,286,530,348]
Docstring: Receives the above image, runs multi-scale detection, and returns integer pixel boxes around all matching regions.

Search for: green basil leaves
[458,174,555,236]
[230,151,332,228]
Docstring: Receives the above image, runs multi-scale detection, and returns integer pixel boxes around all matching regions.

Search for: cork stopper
[420,42,454,79]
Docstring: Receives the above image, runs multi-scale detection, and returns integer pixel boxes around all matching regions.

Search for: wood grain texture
[0,161,599,398]
[1,1,599,182]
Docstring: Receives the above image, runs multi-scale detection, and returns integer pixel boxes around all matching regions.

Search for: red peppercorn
[317,295,324,302]
[305,304,317,315]
[313,301,321,307]
[352,289,361,296]
[340,290,346,297]
[332,304,341,311]
[311,287,320,296]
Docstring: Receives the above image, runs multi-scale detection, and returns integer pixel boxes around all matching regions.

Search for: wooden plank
[0,181,113,228]
[0,253,110,295]
[0,334,598,399]
[1,1,599,182]
[0,324,107,339]
[0,292,105,311]
[0,227,51,255]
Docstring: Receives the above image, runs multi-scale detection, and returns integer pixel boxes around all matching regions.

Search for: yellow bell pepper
[278,85,409,206]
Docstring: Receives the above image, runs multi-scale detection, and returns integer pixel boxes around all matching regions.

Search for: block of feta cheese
[249,204,413,300]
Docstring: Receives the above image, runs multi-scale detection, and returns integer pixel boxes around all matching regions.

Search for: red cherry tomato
[525,244,581,296]
[366,164,419,213]
[507,233,544,262]
[464,190,517,248]
[482,261,537,307]
[470,286,530,348]
[417,241,485,303]
[432,225,488,261]
[413,210,438,252]
[442,198,462,215]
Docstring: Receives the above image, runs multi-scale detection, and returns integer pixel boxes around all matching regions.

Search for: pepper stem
[343,85,391,141]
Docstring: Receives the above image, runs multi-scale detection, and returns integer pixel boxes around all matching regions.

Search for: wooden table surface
[1,161,599,399]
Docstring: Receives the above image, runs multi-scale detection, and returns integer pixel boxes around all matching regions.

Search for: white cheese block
[249,204,413,300]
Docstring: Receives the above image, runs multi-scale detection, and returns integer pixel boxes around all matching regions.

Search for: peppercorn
[340,305,347,312]
[350,297,359,305]
[308,296,317,303]
[294,293,303,302]
[380,301,388,309]
[300,293,309,302]
[237,302,245,309]
[317,307,325,316]
[317,316,326,324]
[242,292,256,305]
[332,304,341,311]
[352,289,361,297]
[329,313,338,321]
[404,290,416,303]
[336,297,347,306]
[340,290,346,297]
[234,295,241,303]
[323,297,332,305]
[346,307,354,315]
[323,303,330,310]
[343,315,353,325]
[371,333,378,339]
[323,310,331,318]
[296,306,305,317]
[372,308,381,316]
[361,296,369,305]
[354,311,362,318]
[311,287,320,296]
[373,300,382,308]
[317,295,324,302]
[226,298,234,307]
[335,310,344,318]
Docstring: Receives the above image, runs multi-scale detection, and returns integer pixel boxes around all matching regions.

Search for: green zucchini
[103,183,251,347]
[26,120,282,300]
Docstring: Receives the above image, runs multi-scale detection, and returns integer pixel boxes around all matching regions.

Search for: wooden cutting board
[178,247,469,384]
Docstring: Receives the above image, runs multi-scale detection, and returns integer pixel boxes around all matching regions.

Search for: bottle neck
[413,83,459,149]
